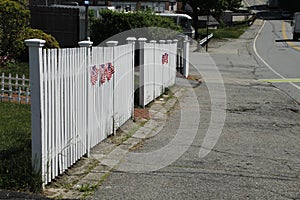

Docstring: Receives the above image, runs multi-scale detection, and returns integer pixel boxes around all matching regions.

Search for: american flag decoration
[110,63,115,74]
[90,65,99,86]
[97,62,116,85]
[162,53,169,64]
[106,62,115,81]
[104,63,109,80]
[100,64,106,84]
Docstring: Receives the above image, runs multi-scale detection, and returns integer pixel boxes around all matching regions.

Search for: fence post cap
[138,38,147,42]
[25,39,46,47]
[78,40,93,47]
[172,39,179,43]
[159,40,166,44]
[126,37,137,41]
[106,41,119,47]
[150,40,157,43]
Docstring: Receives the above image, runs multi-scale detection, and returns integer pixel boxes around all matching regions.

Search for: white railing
[0,73,30,103]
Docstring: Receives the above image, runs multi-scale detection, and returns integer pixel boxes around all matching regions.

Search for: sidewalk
[44,77,200,199]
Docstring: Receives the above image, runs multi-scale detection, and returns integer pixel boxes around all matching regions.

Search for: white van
[157,13,195,38]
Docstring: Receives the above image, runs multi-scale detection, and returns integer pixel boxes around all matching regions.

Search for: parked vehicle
[292,12,300,40]
[156,13,195,38]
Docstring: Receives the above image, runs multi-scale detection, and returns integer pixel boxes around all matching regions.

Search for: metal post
[206,14,209,52]
[84,1,90,40]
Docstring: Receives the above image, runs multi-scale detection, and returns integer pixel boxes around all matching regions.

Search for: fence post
[159,40,166,91]
[138,38,147,107]
[172,39,179,85]
[106,41,118,135]
[183,35,190,78]
[126,37,137,118]
[166,40,172,87]
[150,40,157,100]
[25,39,46,178]
[78,40,93,157]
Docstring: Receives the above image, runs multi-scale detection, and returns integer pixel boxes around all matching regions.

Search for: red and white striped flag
[107,63,112,81]
[162,53,169,64]
[165,53,169,64]
[100,64,106,84]
[90,65,99,86]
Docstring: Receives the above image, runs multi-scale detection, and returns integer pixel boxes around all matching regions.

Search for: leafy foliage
[185,0,242,13]
[0,0,59,64]
[90,10,182,45]
[19,28,60,61]
[182,0,242,39]
[0,0,30,60]
[278,0,300,12]
[220,0,242,11]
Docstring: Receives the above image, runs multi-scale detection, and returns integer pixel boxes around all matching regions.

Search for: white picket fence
[25,36,187,186]
[26,39,135,185]
[1,73,30,103]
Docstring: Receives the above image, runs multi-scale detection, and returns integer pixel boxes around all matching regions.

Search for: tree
[90,10,181,45]
[0,0,30,60]
[278,0,300,12]
[181,0,242,39]
[220,0,242,11]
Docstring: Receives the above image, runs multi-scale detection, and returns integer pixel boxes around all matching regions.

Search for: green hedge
[90,10,182,45]
[19,28,60,61]
[0,0,30,61]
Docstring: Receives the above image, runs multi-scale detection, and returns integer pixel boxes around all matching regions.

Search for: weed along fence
[1,73,30,103]
[25,35,188,186]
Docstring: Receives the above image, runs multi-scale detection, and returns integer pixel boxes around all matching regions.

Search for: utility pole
[206,12,209,52]
[84,1,89,40]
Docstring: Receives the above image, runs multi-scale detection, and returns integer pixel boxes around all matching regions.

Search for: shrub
[19,28,60,61]
[0,0,30,61]
[90,10,182,45]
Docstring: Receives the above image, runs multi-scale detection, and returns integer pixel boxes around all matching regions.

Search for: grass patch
[198,23,249,40]
[0,102,42,192]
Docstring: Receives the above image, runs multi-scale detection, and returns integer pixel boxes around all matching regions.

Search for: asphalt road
[253,19,300,103]
[91,19,300,199]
